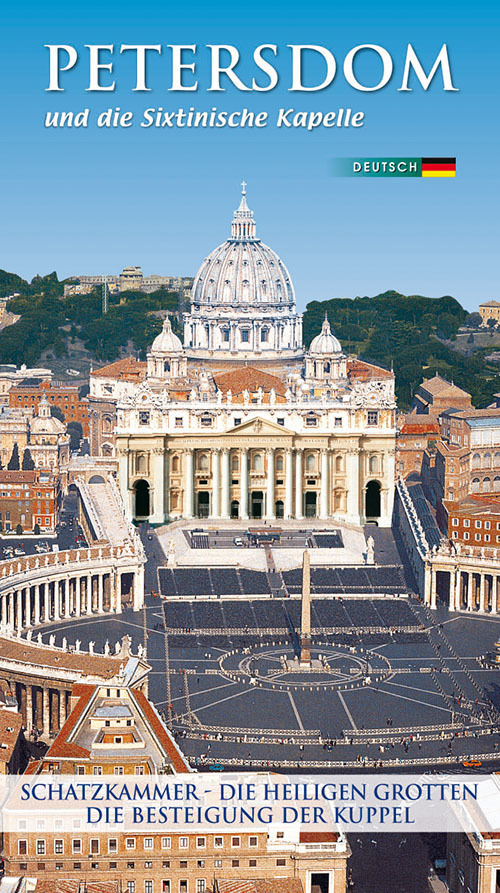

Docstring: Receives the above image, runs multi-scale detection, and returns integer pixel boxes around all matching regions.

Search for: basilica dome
[309,315,342,355]
[151,317,182,354]
[191,184,296,309]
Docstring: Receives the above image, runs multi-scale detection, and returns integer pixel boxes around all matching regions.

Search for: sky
[0,0,499,312]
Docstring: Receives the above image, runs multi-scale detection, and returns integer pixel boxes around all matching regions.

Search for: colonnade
[12,679,70,736]
[425,562,500,613]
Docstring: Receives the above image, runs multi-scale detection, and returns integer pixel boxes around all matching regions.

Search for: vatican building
[90,185,397,526]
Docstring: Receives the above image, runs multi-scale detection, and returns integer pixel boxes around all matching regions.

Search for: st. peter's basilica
[89,185,397,526]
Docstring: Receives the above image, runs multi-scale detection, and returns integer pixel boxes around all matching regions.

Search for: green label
[332,158,422,177]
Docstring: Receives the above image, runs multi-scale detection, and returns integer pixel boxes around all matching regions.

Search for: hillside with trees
[0,270,181,369]
[304,291,500,409]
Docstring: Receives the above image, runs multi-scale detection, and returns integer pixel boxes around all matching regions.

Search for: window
[452,531,458,539]
[335,417,342,427]
[452,518,459,526]
[127,883,136,893]
[179,837,189,849]
[276,859,286,866]
[367,410,378,426]
[200,416,213,428]
[234,418,241,426]
[163,882,171,892]
[76,765,85,775]
[55,840,64,854]
[18,840,27,855]
[127,862,136,870]
[464,519,470,528]
[114,766,124,774]
[161,837,171,849]
[464,532,470,540]
[249,837,258,847]
[139,411,150,426]
[485,521,491,529]
[144,839,153,850]
[485,534,491,542]
[197,860,205,868]
[175,417,183,427]
[277,417,285,426]
[276,831,284,839]
[196,837,206,848]
[73,840,82,853]
[214,837,223,848]
[253,454,263,472]
[196,882,206,893]
[180,883,188,893]
[231,837,240,847]
[475,520,482,529]
[73,863,81,871]
[109,840,118,853]
[110,862,117,869]
[36,840,46,856]
[232,859,240,867]
[126,838,136,850]
[56,863,64,870]
[249,859,257,867]
[215,860,222,868]
[306,416,318,427]
[93,766,102,775]
[180,861,188,869]
[163,862,171,870]
[145,863,153,871]
[241,329,250,343]
[475,534,481,541]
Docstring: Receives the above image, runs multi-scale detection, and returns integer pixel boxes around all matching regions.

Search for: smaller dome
[151,318,182,354]
[309,315,342,355]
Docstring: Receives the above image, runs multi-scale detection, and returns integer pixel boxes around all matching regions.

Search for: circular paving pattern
[218,641,392,691]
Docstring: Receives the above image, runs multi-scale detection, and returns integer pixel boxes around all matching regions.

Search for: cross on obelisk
[300,548,311,667]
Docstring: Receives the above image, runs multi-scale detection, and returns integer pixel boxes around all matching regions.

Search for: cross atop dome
[232,180,257,240]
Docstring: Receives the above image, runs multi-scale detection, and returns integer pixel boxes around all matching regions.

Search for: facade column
[24,588,31,628]
[118,450,131,519]
[211,449,221,519]
[98,573,104,613]
[496,576,500,614]
[220,449,230,519]
[285,450,293,519]
[7,592,14,630]
[240,448,249,520]
[295,449,303,519]
[347,448,360,523]
[150,448,165,524]
[320,449,329,520]
[184,449,194,519]
[265,448,275,520]
[133,565,144,611]
[42,688,50,738]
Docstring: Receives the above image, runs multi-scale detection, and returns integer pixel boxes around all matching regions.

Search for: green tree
[7,443,20,470]
[22,448,35,470]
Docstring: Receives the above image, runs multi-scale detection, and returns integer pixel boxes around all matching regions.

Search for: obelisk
[299,548,311,667]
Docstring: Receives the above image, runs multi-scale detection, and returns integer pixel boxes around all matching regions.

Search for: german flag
[421,157,456,178]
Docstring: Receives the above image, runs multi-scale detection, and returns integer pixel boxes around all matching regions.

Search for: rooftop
[0,708,22,763]
[91,357,147,381]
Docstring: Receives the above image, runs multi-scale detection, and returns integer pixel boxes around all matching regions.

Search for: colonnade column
[240,448,249,520]
[424,562,432,607]
[75,577,81,617]
[211,449,221,519]
[53,580,60,621]
[16,591,22,630]
[98,574,104,613]
[285,450,293,519]
[64,578,71,618]
[430,566,437,610]
[320,450,329,520]
[26,686,32,733]
[220,449,230,519]
[466,573,473,610]
[184,449,194,519]
[479,574,486,612]
[59,690,66,730]
[295,449,303,520]
[44,582,51,623]
[24,588,31,628]
[265,448,275,520]
[449,569,457,612]
[118,450,131,519]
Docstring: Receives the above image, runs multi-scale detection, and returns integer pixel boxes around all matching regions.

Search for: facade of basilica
[90,186,397,526]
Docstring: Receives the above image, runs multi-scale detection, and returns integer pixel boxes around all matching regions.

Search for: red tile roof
[0,709,22,763]
[44,684,95,760]
[214,366,286,396]
[91,357,147,380]
[347,358,393,381]
[299,830,339,842]
[400,422,440,435]
[130,688,190,773]
[217,882,303,893]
